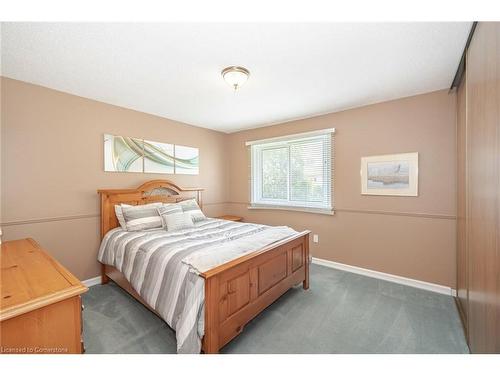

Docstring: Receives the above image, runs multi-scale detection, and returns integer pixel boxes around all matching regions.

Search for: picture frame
[103,134,144,173]
[143,139,175,174]
[104,134,200,175]
[174,144,199,175]
[360,152,418,196]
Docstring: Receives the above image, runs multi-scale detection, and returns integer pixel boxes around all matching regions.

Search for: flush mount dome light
[221,66,250,91]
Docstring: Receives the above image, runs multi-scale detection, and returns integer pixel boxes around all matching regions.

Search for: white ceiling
[1,22,471,133]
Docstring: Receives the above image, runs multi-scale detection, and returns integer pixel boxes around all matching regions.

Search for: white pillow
[115,202,162,231]
[121,202,164,231]
[115,204,131,230]
[178,199,207,222]
[157,203,183,229]
[164,212,195,231]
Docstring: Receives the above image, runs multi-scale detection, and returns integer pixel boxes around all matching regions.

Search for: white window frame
[247,128,334,215]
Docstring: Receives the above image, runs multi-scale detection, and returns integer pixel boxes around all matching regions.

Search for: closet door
[456,73,468,335]
[497,22,500,356]
[466,22,500,353]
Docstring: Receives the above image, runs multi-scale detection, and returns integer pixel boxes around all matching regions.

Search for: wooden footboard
[202,231,310,353]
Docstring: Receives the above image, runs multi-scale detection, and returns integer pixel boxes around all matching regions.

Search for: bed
[97,180,310,353]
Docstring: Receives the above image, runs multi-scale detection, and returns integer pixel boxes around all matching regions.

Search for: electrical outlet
[313,234,319,243]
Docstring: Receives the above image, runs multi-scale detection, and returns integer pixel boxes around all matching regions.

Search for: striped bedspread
[97,218,296,353]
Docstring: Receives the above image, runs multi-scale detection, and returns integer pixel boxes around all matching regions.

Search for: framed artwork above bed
[104,134,144,172]
[174,144,199,175]
[360,152,419,196]
[103,134,199,175]
[143,139,175,174]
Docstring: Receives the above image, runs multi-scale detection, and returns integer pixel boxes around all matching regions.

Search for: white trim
[82,276,101,287]
[245,128,335,146]
[249,131,332,210]
[312,257,456,297]
[248,205,334,215]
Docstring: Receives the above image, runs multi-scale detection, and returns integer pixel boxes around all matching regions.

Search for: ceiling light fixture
[221,66,250,91]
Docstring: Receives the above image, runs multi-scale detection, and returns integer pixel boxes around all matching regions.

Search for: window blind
[248,128,334,213]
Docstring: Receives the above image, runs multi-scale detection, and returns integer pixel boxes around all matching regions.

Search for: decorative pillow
[164,212,195,232]
[114,204,131,230]
[121,202,163,231]
[178,199,207,222]
[157,203,183,229]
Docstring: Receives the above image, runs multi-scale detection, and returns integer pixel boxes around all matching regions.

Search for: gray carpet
[82,264,469,354]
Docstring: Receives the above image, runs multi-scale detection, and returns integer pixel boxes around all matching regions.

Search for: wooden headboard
[98,179,204,239]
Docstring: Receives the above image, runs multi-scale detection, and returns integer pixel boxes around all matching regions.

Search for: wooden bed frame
[98,180,310,353]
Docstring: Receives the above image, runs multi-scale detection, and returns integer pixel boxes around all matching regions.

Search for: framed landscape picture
[361,152,418,196]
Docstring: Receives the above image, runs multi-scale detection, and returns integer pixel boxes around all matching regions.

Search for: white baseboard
[311,257,457,297]
[82,276,101,287]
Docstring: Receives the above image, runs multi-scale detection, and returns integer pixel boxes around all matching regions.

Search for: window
[247,128,334,214]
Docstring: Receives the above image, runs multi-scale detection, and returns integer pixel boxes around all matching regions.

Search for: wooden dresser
[0,238,88,354]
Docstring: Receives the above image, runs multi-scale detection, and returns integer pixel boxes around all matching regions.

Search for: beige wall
[1,78,229,280]
[1,77,457,288]
[227,89,457,287]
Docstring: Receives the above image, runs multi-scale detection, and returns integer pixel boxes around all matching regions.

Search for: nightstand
[216,215,243,222]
